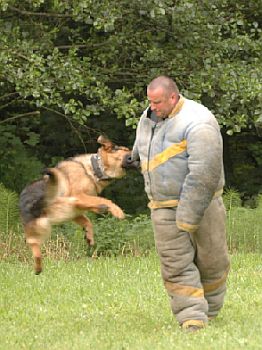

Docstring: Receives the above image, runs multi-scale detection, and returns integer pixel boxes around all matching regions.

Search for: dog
[19,135,138,274]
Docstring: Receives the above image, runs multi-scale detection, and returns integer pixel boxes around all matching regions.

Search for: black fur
[19,180,46,224]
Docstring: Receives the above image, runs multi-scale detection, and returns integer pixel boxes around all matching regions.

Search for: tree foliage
[1,0,261,128]
[0,0,261,203]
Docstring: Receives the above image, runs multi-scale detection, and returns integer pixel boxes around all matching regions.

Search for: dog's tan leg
[24,218,51,274]
[29,242,42,275]
[25,233,42,274]
[74,215,94,246]
[75,194,125,219]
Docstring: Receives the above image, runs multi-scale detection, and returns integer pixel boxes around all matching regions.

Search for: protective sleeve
[131,115,143,162]
[131,140,140,162]
[176,123,223,233]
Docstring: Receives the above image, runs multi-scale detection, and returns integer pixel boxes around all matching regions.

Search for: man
[131,75,230,332]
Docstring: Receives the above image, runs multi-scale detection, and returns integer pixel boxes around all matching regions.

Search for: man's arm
[176,123,224,233]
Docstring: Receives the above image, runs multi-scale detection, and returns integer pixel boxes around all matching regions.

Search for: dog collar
[91,154,112,181]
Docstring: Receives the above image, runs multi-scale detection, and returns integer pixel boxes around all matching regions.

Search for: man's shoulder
[183,97,209,111]
[182,98,215,120]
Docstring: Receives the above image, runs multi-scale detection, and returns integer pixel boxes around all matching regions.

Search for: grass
[0,202,261,349]
[1,253,262,350]
[226,206,262,252]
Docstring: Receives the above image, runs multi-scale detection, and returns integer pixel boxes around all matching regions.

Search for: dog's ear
[97,135,113,151]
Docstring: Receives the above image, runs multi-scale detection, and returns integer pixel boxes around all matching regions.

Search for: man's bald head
[147,76,179,97]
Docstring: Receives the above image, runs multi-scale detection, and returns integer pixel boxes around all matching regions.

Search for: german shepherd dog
[19,135,137,274]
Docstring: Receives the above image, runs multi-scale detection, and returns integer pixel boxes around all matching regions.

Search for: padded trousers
[151,196,230,325]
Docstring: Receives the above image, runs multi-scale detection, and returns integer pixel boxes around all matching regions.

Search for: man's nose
[150,103,156,111]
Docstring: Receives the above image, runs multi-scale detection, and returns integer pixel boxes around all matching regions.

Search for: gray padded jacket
[132,96,225,233]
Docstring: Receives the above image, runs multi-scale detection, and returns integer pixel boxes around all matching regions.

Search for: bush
[0,214,155,262]
[92,214,154,256]
[1,189,261,264]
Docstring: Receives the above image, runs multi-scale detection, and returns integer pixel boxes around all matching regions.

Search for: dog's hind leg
[25,233,43,275]
[30,242,42,275]
[75,194,125,219]
[74,215,94,246]
[24,218,51,274]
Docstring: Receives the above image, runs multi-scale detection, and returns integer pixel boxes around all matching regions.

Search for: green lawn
[0,253,262,350]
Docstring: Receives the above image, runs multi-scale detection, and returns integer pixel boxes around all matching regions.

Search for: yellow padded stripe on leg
[176,221,199,234]
[148,199,179,209]
[164,281,204,298]
[203,268,230,293]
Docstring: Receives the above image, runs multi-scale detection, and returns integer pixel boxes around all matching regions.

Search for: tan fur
[20,136,131,274]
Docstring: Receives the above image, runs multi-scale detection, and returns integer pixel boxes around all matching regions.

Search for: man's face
[147,87,177,118]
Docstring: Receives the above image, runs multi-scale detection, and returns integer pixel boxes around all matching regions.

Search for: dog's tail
[19,168,68,225]
[19,179,46,225]
[42,167,69,204]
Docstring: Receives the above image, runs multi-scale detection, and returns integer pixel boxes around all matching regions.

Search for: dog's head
[97,135,134,178]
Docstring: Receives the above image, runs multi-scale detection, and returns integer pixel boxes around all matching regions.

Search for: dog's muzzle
[122,154,141,170]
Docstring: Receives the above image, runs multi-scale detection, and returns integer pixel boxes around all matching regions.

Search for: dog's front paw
[98,204,109,214]
[109,204,125,219]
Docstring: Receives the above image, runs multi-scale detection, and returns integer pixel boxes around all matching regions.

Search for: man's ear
[97,135,113,151]
[171,92,178,103]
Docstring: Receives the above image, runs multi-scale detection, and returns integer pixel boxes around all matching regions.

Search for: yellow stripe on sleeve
[141,140,187,172]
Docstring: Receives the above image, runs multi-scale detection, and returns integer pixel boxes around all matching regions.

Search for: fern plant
[223,187,242,210]
[0,183,20,235]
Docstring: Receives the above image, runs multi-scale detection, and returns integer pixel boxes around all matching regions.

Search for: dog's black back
[19,180,46,224]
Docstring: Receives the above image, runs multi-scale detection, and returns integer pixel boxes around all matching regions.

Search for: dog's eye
[111,146,129,152]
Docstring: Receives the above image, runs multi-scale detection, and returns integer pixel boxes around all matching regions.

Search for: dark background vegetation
[0,0,261,214]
